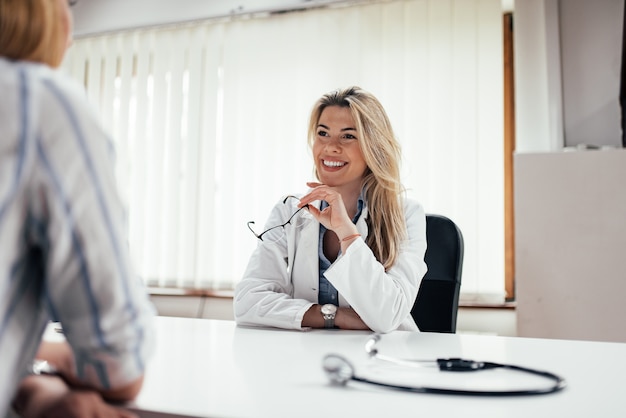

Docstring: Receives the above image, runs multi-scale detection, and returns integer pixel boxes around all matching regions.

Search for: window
[62,0,505,303]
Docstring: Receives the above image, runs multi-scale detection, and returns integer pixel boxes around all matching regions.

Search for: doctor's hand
[298,182,359,240]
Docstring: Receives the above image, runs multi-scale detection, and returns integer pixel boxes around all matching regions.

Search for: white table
[125,316,626,418]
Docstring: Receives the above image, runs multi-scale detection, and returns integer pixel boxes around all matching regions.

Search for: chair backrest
[411,214,464,333]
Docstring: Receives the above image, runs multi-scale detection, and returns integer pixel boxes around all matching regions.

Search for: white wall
[514,0,624,151]
[514,149,626,343]
[514,0,564,152]
[560,0,623,148]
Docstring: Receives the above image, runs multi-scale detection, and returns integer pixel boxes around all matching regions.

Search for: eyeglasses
[247,196,310,242]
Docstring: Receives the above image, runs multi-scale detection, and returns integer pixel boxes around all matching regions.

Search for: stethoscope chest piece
[323,354,355,386]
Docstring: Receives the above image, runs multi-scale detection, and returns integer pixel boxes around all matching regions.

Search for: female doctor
[234,86,427,333]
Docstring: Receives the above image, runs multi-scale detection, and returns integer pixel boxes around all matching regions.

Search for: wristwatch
[321,304,338,328]
[28,359,59,376]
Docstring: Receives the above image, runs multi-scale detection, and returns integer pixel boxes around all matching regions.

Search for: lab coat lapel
[337,205,369,307]
[291,205,320,302]
[292,202,369,304]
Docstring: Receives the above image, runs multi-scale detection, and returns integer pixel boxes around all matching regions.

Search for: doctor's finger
[300,185,341,204]
[298,190,328,207]
[302,204,322,220]
[306,181,324,189]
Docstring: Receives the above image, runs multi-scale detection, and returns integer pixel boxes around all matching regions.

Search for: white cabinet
[514,149,626,342]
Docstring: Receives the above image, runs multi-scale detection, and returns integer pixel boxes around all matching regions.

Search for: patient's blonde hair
[0,0,71,67]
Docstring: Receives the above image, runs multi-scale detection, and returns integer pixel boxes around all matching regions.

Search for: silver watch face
[31,360,58,376]
[321,304,337,315]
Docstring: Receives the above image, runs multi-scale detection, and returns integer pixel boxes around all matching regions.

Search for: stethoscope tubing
[350,361,566,396]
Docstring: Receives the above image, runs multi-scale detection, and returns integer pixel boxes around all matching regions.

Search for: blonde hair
[0,0,69,67]
[307,86,406,270]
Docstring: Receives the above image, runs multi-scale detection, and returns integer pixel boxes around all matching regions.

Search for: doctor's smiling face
[312,105,368,193]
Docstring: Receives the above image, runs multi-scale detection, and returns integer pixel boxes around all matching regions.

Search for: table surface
[118,316,626,418]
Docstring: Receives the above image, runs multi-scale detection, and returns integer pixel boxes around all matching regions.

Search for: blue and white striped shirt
[0,57,155,415]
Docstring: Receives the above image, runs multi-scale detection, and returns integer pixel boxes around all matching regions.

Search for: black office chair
[411,214,464,333]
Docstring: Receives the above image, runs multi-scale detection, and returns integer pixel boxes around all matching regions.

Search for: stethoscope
[322,334,566,396]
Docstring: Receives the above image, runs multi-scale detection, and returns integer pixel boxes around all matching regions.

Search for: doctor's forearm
[302,304,324,328]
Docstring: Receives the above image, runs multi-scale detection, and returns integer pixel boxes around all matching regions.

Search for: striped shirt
[0,57,155,415]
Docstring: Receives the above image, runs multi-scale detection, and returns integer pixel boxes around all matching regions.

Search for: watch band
[321,304,337,329]
[324,316,335,329]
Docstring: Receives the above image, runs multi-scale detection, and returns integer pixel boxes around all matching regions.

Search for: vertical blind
[62,0,505,302]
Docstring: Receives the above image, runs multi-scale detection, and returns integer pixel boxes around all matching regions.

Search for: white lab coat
[234,195,427,333]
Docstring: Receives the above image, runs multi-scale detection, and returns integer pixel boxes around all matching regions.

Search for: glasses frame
[247,196,309,242]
